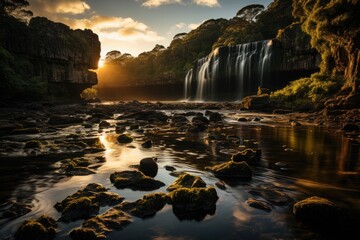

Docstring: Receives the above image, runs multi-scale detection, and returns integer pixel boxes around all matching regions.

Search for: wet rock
[187,123,208,133]
[121,110,168,123]
[117,134,133,144]
[237,117,248,122]
[240,95,270,110]
[293,196,340,227]
[24,140,42,149]
[110,170,165,191]
[141,140,152,148]
[208,112,222,122]
[165,165,176,171]
[116,192,168,218]
[253,117,261,122]
[206,161,252,179]
[231,148,261,166]
[70,228,97,240]
[48,115,83,126]
[167,173,206,191]
[99,121,110,128]
[246,198,272,212]
[115,126,126,134]
[129,124,139,130]
[71,208,132,239]
[11,128,40,134]
[0,122,23,134]
[215,181,226,190]
[168,187,218,211]
[342,123,359,132]
[192,116,209,125]
[54,183,124,222]
[15,215,57,240]
[249,188,292,205]
[58,197,99,222]
[139,157,158,177]
[172,115,188,123]
[2,202,31,219]
[291,121,302,126]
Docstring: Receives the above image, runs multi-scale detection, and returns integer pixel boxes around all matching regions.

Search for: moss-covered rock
[167,173,206,192]
[293,196,340,227]
[206,161,252,179]
[110,170,165,191]
[15,215,57,240]
[231,148,261,166]
[54,183,124,222]
[167,187,218,211]
[115,192,168,218]
[71,208,132,239]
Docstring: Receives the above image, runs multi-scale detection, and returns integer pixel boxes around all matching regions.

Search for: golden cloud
[29,0,90,15]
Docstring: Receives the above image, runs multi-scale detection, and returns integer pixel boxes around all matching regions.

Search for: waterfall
[184,40,275,101]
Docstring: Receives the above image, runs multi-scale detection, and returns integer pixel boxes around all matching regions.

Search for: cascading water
[184,40,275,101]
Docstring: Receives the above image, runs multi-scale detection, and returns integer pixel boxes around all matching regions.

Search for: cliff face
[6,17,100,86]
[275,23,320,74]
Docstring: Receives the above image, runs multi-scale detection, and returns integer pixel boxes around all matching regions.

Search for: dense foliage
[271,0,360,109]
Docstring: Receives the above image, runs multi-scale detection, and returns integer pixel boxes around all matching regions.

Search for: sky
[27,0,272,59]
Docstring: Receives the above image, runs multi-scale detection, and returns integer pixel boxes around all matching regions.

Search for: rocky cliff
[2,17,100,94]
[275,23,320,75]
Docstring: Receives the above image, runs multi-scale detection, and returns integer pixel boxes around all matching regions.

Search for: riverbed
[0,101,359,240]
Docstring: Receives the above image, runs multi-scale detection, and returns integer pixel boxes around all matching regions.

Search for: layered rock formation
[2,17,100,97]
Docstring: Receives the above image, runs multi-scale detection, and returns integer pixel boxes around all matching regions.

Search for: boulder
[139,157,158,177]
[117,134,133,144]
[206,161,252,179]
[115,192,168,218]
[110,170,165,191]
[71,208,132,239]
[293,196,340,227]
[15,215,57,240]
[240,94,270,110]
[167,173,206,191]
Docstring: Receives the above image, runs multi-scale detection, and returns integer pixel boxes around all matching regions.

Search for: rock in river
[206,161,252,179]
[167,173,206,191]
[139,157,158,177]
[110,170,165,191]
[15,215,57,240]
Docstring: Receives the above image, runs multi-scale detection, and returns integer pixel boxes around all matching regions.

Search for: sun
[98,59,105,68]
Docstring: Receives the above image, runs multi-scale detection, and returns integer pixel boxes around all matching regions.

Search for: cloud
[29,0,90,15]
[64,15,164,43]
[140,0,219,8]
[142,0,182,8]
[193,0,219,7]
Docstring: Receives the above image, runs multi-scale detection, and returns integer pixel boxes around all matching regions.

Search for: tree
[236,4,265,22]
[0,0,32,19]
[105,50,122,63]
[293,0,360,107]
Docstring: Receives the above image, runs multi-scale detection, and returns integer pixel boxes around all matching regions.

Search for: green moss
[15,215,57,240]
[167,173,206,191]
[168,187,219,211]
[270,74,344,110]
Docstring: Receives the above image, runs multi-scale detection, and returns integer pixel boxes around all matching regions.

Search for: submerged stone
[246,198,272,212]
[55,183,124,222]
[15,215,57,240]
[116,192,168,218]
[231,148,261,166]
[71,208,132,240]
[2,202,32,219]
[206,161,252,179]
[110,170,165,191]
[167,173,206,192]
[248,188,292,205]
